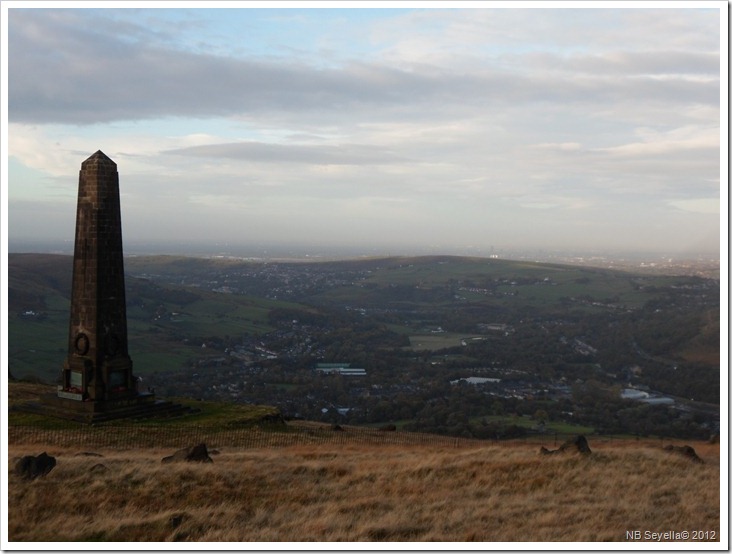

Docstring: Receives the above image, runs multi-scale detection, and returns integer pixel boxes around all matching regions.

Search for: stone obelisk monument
[60,150,137,402]
[28,150,178,422]
[22,151,191,421]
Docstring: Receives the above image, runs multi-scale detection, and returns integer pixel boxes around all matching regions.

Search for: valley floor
[6,439,721,544]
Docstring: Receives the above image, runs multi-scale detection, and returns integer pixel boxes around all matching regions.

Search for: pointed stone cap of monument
[83,150,116,167]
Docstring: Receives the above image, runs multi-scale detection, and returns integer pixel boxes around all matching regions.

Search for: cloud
[8,8,720,127]
[163,141,409,166]
[6,6,722,256]
[594,125,719,158]
[668,198,720,214]
[533,142,583,152]
[516,195,594,211]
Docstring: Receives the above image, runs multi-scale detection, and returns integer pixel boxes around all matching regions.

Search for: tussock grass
[7,440,719,543]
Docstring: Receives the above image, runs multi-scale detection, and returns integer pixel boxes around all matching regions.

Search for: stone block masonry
[15,150,196,422]
[61,150,136,402]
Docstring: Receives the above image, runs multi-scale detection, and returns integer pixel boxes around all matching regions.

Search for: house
[450,377,501,386]
[316,363,366,376]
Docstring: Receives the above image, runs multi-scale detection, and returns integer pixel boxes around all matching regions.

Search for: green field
[8,317,68,381]
[310,255,669,313]
[406,334,490,351]
[8,270,303,382]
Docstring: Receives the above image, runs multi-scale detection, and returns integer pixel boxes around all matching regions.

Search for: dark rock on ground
[540,435,591,455]
[89,463,108,473]
[162,443,213,464]
[169,513,187,528]
[187,443,213,462]
[663,444,704,464]
[15,452,57,480]
[561,435,592,454]
[161,448,188,464]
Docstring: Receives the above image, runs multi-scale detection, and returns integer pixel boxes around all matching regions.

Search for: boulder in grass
[90,463,109,474]
[186,443,213,463]
[15,452,56,480]
[559,435,592,454]
[162,443,213,464]
[663,444,704,464]
[540,435,591,455]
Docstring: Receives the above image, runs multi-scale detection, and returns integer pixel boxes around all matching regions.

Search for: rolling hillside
[8,254,306,381]
[9,253,719,378]
[7,253,720,440]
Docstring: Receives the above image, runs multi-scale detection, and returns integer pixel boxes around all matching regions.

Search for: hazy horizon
[4,3,726,260]
[7,236,721,265]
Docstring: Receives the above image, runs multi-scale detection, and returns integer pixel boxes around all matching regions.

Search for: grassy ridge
[6,383,720,542]
[7,440,720,542]
[358,256,641,299]
[7,382,281,428]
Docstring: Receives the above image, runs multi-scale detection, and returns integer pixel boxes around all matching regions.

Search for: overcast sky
[3,2,726,258]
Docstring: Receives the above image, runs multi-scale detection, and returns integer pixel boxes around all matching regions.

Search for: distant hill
[7,254,307,381]
[8,253,73,312]
[8,253,720,425]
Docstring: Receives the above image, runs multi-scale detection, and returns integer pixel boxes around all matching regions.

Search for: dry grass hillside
[7,438,720,543]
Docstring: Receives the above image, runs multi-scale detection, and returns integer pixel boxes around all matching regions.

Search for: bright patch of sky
[3,1,726,258]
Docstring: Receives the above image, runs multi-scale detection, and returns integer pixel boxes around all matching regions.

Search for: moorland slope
[6,385,721,544]
[7,436,720,543]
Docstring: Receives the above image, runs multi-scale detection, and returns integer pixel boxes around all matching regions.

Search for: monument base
[15,391,197,424]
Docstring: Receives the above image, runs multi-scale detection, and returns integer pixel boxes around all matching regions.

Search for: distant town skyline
[3,2,726,259]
